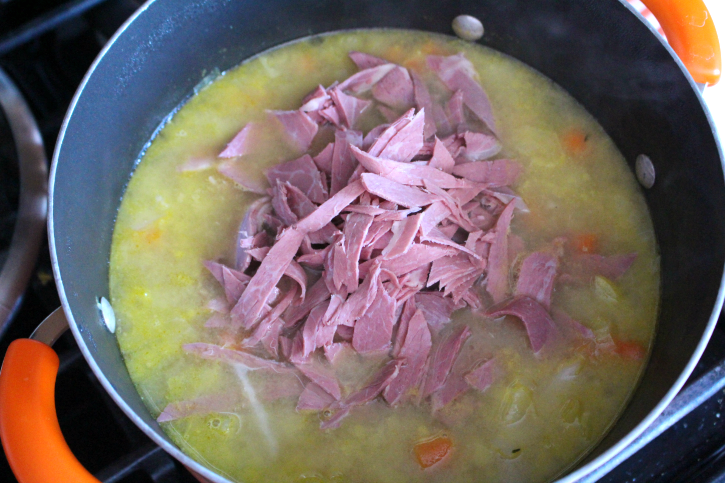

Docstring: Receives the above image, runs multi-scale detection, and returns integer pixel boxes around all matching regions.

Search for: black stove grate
[1,2,725,482]
[0,105,18,272]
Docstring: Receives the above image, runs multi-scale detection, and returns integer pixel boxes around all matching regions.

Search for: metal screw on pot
[452,15,484,41]
[97,296,116,333]
[636,154,655,188]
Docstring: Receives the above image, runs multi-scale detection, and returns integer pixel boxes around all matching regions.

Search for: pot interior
[49,1,725,481]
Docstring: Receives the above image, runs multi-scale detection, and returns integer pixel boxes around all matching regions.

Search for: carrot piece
[419,40,451,57]
[402,56,426,72]
[414,435,453,469]
[140,226,161,244]
[614,339,647,361]
[572,233,598,254]
[561,128,589,156]
[383,45,405,64]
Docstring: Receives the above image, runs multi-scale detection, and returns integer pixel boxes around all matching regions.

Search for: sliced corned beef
[383,309,432,405]
[296,180,366,234]
[217,159,268,194]
[266,154,328,204]
[460,131,501,162]
[363,123,391,151]
[259,317,285,359]
[486,296,559,353]
[452,159,522,186]
[284,183,317,220]
[271,180,301,226]
[235,197,272,271]
[349,51,389,69]
[379,109,426,162]
[329,88,371,130]
[486,201,516,303]
[428,254,475,288]
[515,251,559,309]
[392,298,417,358]
[372,65,415,111]
[415,292,465,335]
[551,307,595,341]
[419,201,452,236]
[368,109,415,156]
[352,278,397,353]
[411,71,437,139]
[319,104,342,126]
[269,110,319,152]
[379,243,457,277]
[346,359,401,407]
[204,261,250,305]
[338,63,396,94]
[313,142,334,173]
[336,324,355,341]
[464,358,498,392]
[303,304,335,355]
[428,137,456,173]
[329,130,362,195]
[421,325,472,398]
[447,269,482,302]
[324,341,350,363]
[295,358,342,400]
[300,85,330,112]
[430,371,470,412]
[351,146,473,189]
[158,392,238,423]
[446,90,466,131]
[207,297,229,314]
[233,227,306,328]
[297,382,336,411]
[342,213,375,292]
[427,54,497,134]
[219,122,259,158]
[360,173,440,208]
[321,359,401,429]
[184,343,289,372]
[382,213,423,259]
[319,406,351,430]
[329,235,347,293]
[242,285,298,351]
[285,277,330,328]
[329,259,381,327]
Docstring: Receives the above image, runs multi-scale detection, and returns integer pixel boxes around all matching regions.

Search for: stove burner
[0,107,19,269]
[0,68,47,331]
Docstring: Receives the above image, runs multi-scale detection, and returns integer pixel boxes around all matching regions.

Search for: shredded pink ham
[349,51,388,70]
[486,296,559,353]
[219,122,259,158]
[169,50,641,430]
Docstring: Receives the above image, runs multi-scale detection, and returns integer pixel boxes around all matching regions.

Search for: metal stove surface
[0,1,725,482]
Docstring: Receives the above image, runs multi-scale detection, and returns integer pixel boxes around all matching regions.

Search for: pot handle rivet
[453,15,484,42]
[636,154,655,189]
[98,296,116,333]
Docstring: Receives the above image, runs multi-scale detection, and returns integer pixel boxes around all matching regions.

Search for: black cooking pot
[0,1,723,482]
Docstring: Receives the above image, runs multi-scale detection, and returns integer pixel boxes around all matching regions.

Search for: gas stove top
[1,1,724,482]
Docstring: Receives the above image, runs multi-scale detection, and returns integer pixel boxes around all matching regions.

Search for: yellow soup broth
[109,30,659,483]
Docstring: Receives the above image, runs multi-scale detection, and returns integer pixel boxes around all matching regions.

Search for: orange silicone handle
[0,339,100,483]
[641,0,722,85]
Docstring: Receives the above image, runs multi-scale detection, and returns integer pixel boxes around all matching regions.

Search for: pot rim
[46,1,725,482]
